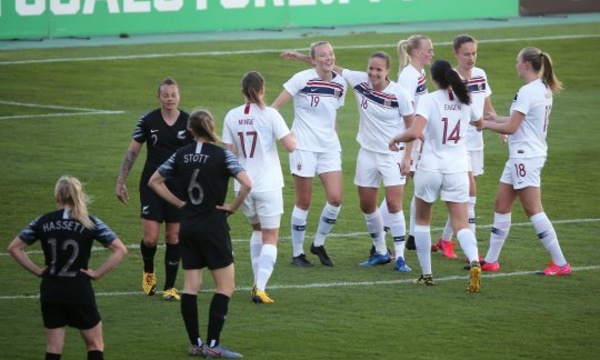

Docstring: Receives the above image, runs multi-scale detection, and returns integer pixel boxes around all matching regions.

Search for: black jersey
[19,209,118,304]
[132,109,193,189]
[157,141,244,229]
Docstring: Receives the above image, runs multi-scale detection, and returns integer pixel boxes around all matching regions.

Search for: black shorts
[140,187,181,223]
[180,225,234,271]
[41,301,101,330]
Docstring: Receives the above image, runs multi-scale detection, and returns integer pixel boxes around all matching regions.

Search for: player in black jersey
[149,109,252,359]
[116,77,193,300]
[7,176,127,360]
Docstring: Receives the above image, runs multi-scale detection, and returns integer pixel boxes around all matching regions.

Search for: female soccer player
[281,49,415,269]
[380,34,434,265]
[273,41,347,268]
[222,71,296,304]
[436,34,496,262]
[149,108,252,358]
[477,47,571,276]
[389,59,482,292]
[8,176,127,360]
[116,77,193,300]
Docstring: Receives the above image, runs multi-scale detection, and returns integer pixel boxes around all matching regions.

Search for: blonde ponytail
[55,176,95,229]
[397,34,430,74]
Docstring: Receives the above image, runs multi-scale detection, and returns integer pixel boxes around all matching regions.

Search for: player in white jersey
[280,49,415,269]
[436,35,497,262]
[477,47,571,276]
[222,72,296,304]
[389,59,482,292]
[274,41,347,268]
[379,35,434,259]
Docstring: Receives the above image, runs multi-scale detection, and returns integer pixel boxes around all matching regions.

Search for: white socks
[485,212,511,263]
[364,210,386,255]
[314,203,341,247]
[468,196,477,236]
[389,211,406,260]
[414,225,432,275]
[291,206,308,257]
[456,228,479,263]
[256,244,277,292]
[249,231,262,281]
[531,212,567,267]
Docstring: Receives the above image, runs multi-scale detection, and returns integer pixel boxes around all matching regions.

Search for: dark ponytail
[430,59,471,105]
[241,71,266,108]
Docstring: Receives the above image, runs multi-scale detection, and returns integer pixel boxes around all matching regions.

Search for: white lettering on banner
[12,0,355,16]
[221,0,250,9]
[124,0,151,13]
[16,0,45,16]
[51,0,80,15]
[83,0,121,14]
[155,0,184,11]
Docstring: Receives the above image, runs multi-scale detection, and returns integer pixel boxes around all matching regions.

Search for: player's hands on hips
[216,203,236,216]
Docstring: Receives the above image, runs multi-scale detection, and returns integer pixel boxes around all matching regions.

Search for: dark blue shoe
[393,257,411,272]
[359,251,391,266]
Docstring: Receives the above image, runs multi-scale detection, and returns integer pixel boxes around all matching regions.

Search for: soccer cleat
[291,253,314,268]
[413,274,434,286]
[539,262,572,276]
[310,243,334,267]
[393,257,412,272]
[437,238,458,259]
[250,284,257,298]
[359,251,391,266]
[189,344,204,356]
[203,344,244,358]
[252,290,274,304]
[162,287,180,301]
[467,261,481,293]
[142,272,156,296]
[406,235,416,250]
[481,260,500,272]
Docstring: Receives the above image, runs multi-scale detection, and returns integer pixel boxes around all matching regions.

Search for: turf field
[1,20,599,360]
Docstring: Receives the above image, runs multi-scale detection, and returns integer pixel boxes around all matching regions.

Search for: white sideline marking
[0,265,598,300]
[1,217,599,257]
[0,100,124,120]
[0,34,598,66]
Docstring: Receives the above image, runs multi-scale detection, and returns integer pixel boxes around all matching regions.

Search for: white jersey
[398,64,428,107]
[342,69,414,154]
[508,79,552,159]
[416,90,478,173]
[462,67,492,151]
[283,68,346,152]
[222,103,291,192]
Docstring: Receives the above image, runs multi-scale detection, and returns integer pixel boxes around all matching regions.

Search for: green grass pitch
[0,21,599,360]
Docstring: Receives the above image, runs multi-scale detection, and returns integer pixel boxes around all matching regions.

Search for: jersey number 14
[441,118,461,144]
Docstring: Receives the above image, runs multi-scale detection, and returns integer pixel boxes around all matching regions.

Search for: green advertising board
[0,0,518,40]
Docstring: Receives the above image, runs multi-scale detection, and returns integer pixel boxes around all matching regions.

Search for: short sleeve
[157,152,178,180]
[283,72,303,97]
[512,87,531,116]
[396,86,415,117]
[270,109,291,140]
[221,111,234,145]
[18,216,42,245]
[415,95,432,122]
[91,217,118,246]
[341,69,366,88]
[224,149,244,177]
[132,114,148,144]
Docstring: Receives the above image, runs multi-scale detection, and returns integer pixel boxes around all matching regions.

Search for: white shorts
[468,149,484,176]
[409,139,422,172]
[500,157,546,190]
[354,148,407,188]
[290,149,341,177]
[414,169,469,203]
[238,189,283,229]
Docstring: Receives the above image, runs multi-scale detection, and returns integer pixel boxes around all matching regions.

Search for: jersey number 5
[441,117,461,144]
[237,131,258,158]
